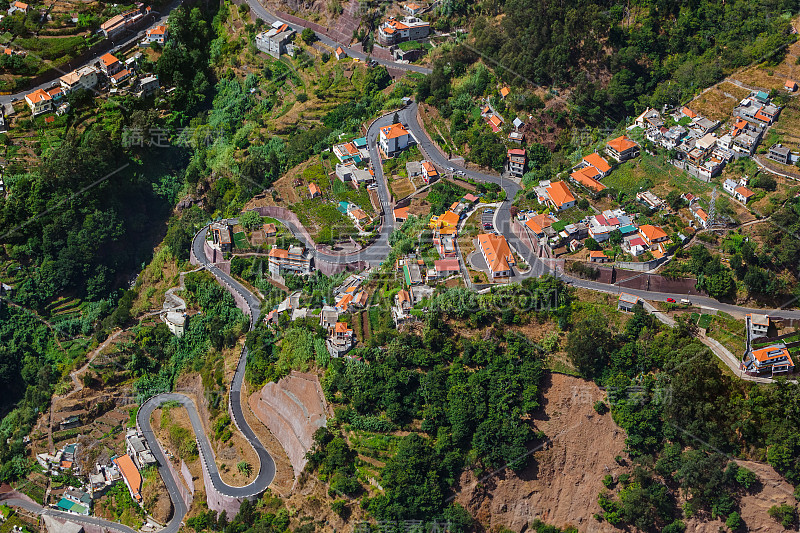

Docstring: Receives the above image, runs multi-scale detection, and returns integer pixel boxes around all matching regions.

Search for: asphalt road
[2,498,138,533]
[243,0,431,74]
[0,0,183,106]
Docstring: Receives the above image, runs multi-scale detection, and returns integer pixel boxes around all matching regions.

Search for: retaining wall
[180,460,194,495]
[198,447,249,516]
[614,255,670,272]
[248,371,329,480]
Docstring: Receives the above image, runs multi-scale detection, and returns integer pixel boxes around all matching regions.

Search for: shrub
[768,504,797,528]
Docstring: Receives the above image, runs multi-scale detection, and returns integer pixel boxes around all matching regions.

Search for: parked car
[666,298,675,303]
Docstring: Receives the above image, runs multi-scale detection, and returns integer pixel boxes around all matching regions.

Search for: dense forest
[467,0,799,122]
[567,305,800,530]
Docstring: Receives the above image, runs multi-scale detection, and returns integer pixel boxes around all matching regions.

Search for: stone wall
[248,371,330,479]
[199,448,249,516]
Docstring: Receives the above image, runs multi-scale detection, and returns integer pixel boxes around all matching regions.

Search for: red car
[667,297,676,303]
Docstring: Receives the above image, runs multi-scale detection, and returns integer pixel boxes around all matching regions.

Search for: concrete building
[256,22,295,59]
[379,122,412,157]
[477,233,515,278]
[506,148,526,178]
[59,66,99,93]
[605,135,639,162]
[618,292,640,312]
[268,246,312,277]
[768,143,792,165]
[162,311,187,337]
[377,16,429,46]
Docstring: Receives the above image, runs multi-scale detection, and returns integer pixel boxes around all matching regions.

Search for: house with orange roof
[335,293,354,313]
[743,344,794,375]
[268,245,312,277]
[605,135,639,162]
[421,160,438,183]
[589,250,611,263]
[524,213,556,238]
[692,206,709,228]
[349,208,370,228]
[544,181,576,211]
[786,80,798,92]
[145,25,168,44]
[429,210,459,230]
[98,53,122,75]
[8,1,28,15]
[734,185,755,204]
[582,152,611,177]
[335,46,346,60]
[113,454,142,504]
[404,2,425,15]
[110,69,132,86]
[681,107,697,119]
[263,223,277,237]
[378,16,429,46]
[477,233,515,278]
[638,224,668,246]
[394,205,410,222]
[25,88,53,116]
[486,113,503,133]
[393,289,414,324]
[570,166,606,193]
[379,122,412,157]
[500,86,510,98]
[309,182,321,198]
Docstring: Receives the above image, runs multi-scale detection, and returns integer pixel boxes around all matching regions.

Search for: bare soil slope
[454,373,627,532]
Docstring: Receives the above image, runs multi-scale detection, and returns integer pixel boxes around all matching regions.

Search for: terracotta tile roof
[421,160,437,175]
[500,86,510,97]
[336,293,353,309]
[638,224,668,243]
[437,210,459,228]
[113,454,141,502]
[334,322,351,334]
[508,148,526,157]
[394,206,410,220]
[478,233,514,273]
[335,46,344,55]
[147,25,167,36]
[589,250,609,259]
[26,88,51,103]
[263,223,277,234]
[434,258,459,272]
[397,289,410,305]
[525,214,555,235]
[309,183,321,196]
[786,80,797,90]
[269,247,289,259]
[570,168,606,192]
[607,135,638,153]
[583,152,611,173]
[734,186,754,198]
[695,208,708,221]
[754,109,772,122]
[100,53,119,67]
[463,193,478,202]
[751,345,793,365]
[682,106,697,119]
[380,123,409,140]
[546,181,575,208]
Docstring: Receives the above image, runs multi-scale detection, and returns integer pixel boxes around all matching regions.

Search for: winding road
[5,12,800,533]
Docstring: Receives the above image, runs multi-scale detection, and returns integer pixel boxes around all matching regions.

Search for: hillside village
[4,2,800,533]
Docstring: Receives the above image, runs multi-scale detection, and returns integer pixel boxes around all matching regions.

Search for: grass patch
[697,314,713,329]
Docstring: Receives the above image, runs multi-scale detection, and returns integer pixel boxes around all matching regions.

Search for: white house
[144,25,168,44]
[379,123,412,157]
[8,1,28,15]
[59,65,99,93]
